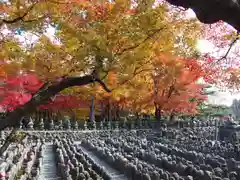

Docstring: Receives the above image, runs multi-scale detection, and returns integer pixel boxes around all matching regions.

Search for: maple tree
[0,0,228,130]
[166,1,240,90]
[0,66,86,119]
[115,53,212,120]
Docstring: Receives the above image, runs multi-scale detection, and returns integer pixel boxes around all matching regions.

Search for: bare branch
[215,31,239,63]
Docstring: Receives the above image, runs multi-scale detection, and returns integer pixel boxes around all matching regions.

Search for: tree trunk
[166,0,240,31]
[116,105,120,121]
[0,74,110,131]
[155,107,161,121]
[169,112,175,121]
[108,101,112,122]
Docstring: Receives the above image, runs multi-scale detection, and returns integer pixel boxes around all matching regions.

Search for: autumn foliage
[0,67,86,112]
[0,0,223,121]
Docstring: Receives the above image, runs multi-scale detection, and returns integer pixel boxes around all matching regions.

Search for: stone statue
[84,121,88,130]
[130,121,134,129]
[100,121,103,130]
[74,121,78,130]
[49,119,54,130]
[59,120,63,130]
[92,121,96,130]
[107,121,111,130]
[19,120,23,129]
[0,131,5,141]
[39,118,44,130]
[115,121,119,130]
[67,119,71,130]
[139,120,143,129]
[27,117,34,130]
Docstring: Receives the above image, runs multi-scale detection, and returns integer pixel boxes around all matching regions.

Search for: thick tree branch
[0,3,37,26]
[0,75,110,131]
[216,32,240,63]
[115,27,165,56]
[116,68,154,88]
[166,0,240,31]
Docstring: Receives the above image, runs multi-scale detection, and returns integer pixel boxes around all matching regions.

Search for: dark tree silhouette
[166,0,240,31]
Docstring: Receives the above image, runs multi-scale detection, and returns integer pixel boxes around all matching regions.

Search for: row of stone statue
[19,117,220,131]
[20,118,153,130]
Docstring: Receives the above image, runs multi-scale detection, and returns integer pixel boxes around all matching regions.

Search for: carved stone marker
[107,121,111,130]
[74,121,78,130]
[115,121,119,130]
[39,118,44,130]
[100,121,103,130]
[19,120,23,129]
[66,119,71,130]
[50,119,54,130]
[139,120,143,129]
[27,117,34,130]
[92,121,96,130]
[59,120,63,130]
[0,131,5,141]
[130,121,134,129]
[84,121,88,130]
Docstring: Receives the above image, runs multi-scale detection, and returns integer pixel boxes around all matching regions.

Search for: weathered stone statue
[74,121,78,130]
[39,118,44,130]
[49,119,54,130]
[84,121,88,130]
[107,121,111,130]
[130,121,134,129]
[115,121,119,130]
[66,119,71,130]
[139,120,143,129]
[92,121,96,130]
[59,120,63,130]
[0,131,5,140]
[100,121,103,130]
[27,117,34,130]
[19,120,23,129]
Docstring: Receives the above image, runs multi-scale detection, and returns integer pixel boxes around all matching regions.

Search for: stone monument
[84,121,88,130]
[19,120,23,129]
[27,117,34,130]
[59,120,63,130]
[0,131,5,141]
[67,119,71,130]
[92,121,96,130]
[39,118,44,130]
[49,119,54,130]
[139,120,143,129]
[115,121,119,130]
[100,121,103,130]
[130,121,134,129]
[74,121,78,130]
[107,121,111,130]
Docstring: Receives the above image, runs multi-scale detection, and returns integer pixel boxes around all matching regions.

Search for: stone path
[38,144,61,180]
[78,145,129,180]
